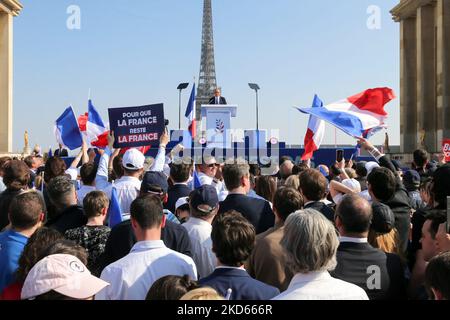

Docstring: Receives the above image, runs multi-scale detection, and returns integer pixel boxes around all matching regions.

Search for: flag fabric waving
[300,95,325,160]
[108,187,123,228]
[87,100,109,148]
[185,84,197,139]
[297,88,395,138]
[54,107,84,150]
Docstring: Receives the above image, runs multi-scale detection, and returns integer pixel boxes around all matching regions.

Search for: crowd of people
[0,131,449,300]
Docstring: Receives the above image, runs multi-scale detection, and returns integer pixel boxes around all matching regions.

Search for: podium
[201,105,237,149]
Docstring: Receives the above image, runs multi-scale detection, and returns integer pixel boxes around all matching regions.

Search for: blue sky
[13,0,400,152]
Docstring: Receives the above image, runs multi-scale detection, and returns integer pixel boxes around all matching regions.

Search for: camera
[164,119,169,126]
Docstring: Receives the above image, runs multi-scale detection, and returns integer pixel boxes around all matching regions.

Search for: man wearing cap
[358,161,380,202]
[403,170,425,210]
[174,197,190,223]
[140,171,179,224]
[182,185,219,279]
[358,138,412,255]
[21,254,109,300]
[331,194,406,300]
[95,131,169,209]
[97,194,197,300]
[112,148,145,218]
[195,156,225,195]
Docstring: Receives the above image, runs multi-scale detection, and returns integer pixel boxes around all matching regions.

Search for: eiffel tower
[196,0,218,132]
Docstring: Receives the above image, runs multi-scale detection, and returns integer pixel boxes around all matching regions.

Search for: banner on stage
[443,139,450,163]
[108,103,165,148]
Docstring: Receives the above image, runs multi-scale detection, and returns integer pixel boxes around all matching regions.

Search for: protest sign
[108,103,165,148]
[443,139,450,163]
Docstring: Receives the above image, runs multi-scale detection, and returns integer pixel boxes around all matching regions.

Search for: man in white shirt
[112,148,145,219]
[195,156,225,195]
[95,132,169,219]
[96,194,197,300]
[182,185,219,279]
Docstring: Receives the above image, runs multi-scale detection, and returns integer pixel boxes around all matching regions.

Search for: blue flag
[54,107,83,150]
[193,170,202,189]
[108,187,123,228]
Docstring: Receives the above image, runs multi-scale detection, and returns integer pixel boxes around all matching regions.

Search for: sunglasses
[207,164,217,168]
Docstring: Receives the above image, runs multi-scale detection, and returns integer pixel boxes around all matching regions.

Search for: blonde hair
[179,287,224,300]
[368,228,403,258]
[285,175,300,191]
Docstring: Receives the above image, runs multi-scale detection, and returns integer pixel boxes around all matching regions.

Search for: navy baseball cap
[371,202,395,234]
[190,185,219,213]
[403,170,420,188]
[141,171,169,194]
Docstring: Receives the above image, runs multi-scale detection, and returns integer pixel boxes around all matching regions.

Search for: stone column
[400,17,418,153]
[0,11,13,153]
[416,4,437,151]
[436,0,450,148]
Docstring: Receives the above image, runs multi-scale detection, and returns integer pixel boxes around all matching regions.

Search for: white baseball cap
[21,254,109,300]
[342,178,361,193]
[175,196,190,211]
[365,162,380,176]
[122,148,145,171]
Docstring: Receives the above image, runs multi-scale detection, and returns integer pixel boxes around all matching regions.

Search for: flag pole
[88,88,91,101]
[334,128,337,148]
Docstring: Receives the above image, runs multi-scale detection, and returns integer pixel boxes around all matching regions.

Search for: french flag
[301,95,325,160]
[185,84,197,139]
[86,100,109,148]
[54,107,83,150]
[298,88,395,138]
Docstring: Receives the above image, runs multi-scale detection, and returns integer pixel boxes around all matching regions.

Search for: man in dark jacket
[165,161,192,214]
[299,169,335,222]
[331,194,406,300]
[218,161,274,234]
[45,176,86,234]
[200,211,279,300]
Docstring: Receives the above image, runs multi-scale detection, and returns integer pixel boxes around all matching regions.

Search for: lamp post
[177,83,189,129]
[248,82,260,137]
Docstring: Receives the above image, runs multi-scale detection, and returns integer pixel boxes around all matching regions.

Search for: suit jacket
[304,201,335,222]
[218,194,274,234]
[331,242,406,300]
[98,219,192,273]
[208,96,227,105]
[246,225,293,292]
[199,268,279,300]
[165,184,192,214]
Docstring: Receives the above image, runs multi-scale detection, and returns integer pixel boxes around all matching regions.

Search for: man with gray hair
[273,209,368,300]
[218,161,274,234]
[46,176,86,234]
